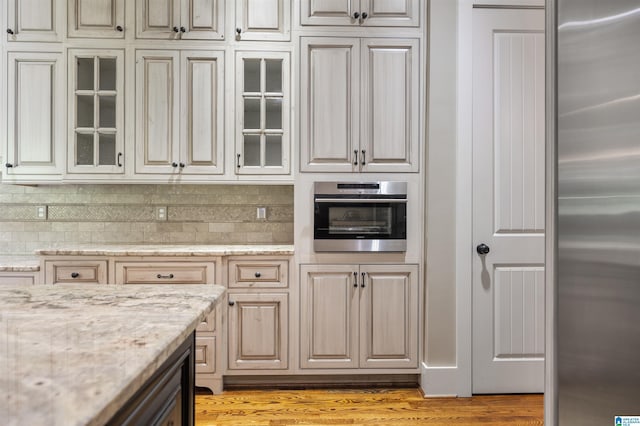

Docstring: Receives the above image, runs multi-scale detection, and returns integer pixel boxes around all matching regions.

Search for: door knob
[476,243,490,255]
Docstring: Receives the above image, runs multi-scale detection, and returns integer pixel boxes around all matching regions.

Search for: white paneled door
[472,7,545,394]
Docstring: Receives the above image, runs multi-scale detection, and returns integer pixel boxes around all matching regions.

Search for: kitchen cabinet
[235,0,290,42]
[4,51,65,181]
[67,0,126,38]
[67,49,125,174]
[45,259,108,284]
[135,0,224,40]
[300,263,419,370]
[135,49,225,176]
[6,0,63,42]
[0,273,37,285]
[300,37,420,173]
[235,51,290,175]
[301,0,419,27]
[226,257,291,371]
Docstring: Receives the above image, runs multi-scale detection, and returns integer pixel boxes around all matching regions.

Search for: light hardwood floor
[195,388,544,425]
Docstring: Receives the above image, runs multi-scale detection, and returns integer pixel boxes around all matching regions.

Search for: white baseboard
[419,362,472,397]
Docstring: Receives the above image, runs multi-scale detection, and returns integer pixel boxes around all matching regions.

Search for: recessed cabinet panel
[68,0,126,38]
[300,39,358,172]
[5,52,64,178]
[301,0,353,26]
[136,0,223,39]
[6,0,62,41]
[136,0,181,39]
[182,0,224,40]
[301,0,419,27]
[236,0,290,41]
[363,0,419,27]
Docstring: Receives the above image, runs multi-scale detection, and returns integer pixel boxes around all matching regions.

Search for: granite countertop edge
[0,256,40,272]
[34,244,295,257]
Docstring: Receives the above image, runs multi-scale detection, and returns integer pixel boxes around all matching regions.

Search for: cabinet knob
[361,272,366,288]
[173,26,179,33]
[476,243,490,255]
[362,12,368,19]
[229,300,235,306]
[353,12,360,19]
[179,162,185,168]
[172,162,178,168]
[116,25,123,32]
[254,272,261,278]
[236,27,242,34]
[180,26,186,33]
[7,29,14,35]
[5,163,14,168]
[157,273,175,279]
[71,272,80,278]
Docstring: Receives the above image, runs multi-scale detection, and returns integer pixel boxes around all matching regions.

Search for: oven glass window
[327,206,392,235]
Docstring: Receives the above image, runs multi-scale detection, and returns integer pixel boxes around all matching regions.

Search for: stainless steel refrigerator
[556,0,640,424]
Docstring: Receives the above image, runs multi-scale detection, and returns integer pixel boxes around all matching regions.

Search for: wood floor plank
[196,388,544,426]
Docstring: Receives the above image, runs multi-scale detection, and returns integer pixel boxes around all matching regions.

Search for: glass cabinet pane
[98,134,116,165]
[99,58,116,91]
[244,98,261,129]
[76,95,94,127]
[244,135,261,166]
[77,58,94,90]
[244,59,261,92]
[76,133,94,165]
[265,98,282,130]
[99,96,116,128]
[265,135,282,167]
[265,60,282,92]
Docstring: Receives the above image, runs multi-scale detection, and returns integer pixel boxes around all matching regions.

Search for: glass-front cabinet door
[235,51,289,175]
[68,49,124,174]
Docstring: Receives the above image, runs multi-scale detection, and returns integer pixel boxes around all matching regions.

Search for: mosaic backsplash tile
[0,184,294,255]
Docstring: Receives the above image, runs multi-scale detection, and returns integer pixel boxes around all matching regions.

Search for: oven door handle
[314,198,407,203]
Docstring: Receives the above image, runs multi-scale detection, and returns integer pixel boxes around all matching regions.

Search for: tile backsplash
[0,184,293,255]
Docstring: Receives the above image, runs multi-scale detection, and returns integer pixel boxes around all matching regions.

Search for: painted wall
[0,184,293,255]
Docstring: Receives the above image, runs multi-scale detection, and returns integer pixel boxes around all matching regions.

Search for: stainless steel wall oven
[313,182,407,252]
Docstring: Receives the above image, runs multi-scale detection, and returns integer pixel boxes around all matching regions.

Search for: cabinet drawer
[195,336,216,374]
[196,309,216,333]
[45,261,108,284]
[228,259,289,289]
[0,274,36,285]
[115,262,214,284]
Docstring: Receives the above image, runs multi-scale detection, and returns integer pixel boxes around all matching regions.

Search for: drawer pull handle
[229,300,235,306]
[157,274,174,279]
[71,272,79,279]
[254,272,261,278]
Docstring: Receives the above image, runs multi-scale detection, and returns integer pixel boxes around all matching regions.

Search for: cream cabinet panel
[0,273,37,285]
[301,0,419,27]
[228,258,289,289]
[135,50,180,174]
[6,0,62,41]
[114,261,215,284]
[195,335,216,373]
[359,264,418,368]
[44,260,108,284]
[300,265,359,369]
[67,0,125,38]
[235,0,290,41]
[360,38,419,172]
[136,0,223,40]
[136,49,224,176]
[301,37,419,173]
[236,51,290,175]
[227,293,289,370]
[300,38,359,172]
[67,49,125,174]
[5,52,64,178]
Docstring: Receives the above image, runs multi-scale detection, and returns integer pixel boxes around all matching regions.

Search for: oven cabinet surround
[300,37,420,173]
[3,51,65,181]
[135,49,225,176]
[300,263,419,370]
[300,0,420,27]
[5,0,64,42]
[135,0,224,40]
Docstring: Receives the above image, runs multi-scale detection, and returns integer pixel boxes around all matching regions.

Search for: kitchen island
[0,284,225,426]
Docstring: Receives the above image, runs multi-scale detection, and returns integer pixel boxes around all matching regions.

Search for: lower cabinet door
[227,293,288,370]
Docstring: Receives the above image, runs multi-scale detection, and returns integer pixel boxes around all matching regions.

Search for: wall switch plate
[36,206,47,220]
[156,206,167,221]
[256,207,267,220]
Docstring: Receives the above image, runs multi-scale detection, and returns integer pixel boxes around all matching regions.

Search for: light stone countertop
[0,256,40,272]
[0,283,225,426]
[35,244,295,257]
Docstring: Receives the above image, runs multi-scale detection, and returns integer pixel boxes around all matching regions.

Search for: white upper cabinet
[235,51,290,175]
[67,0,125,38]
[135,0,224,40]
[301,0,419,27]
[235,0,290,41]
[135,49,225,176]
[4,52,64,179]
[300,37,419,173]
[6,0,63,42]
[67,49,125,174]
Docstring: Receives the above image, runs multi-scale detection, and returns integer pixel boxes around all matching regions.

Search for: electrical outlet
[256,207,267,220]
[36,206,47,220]
[156,206,167,221]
